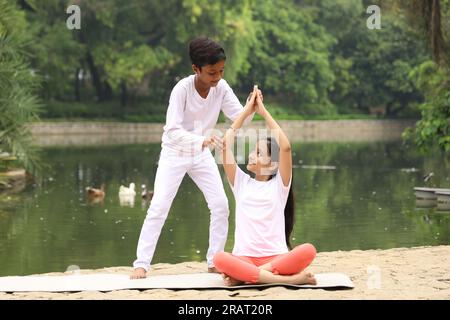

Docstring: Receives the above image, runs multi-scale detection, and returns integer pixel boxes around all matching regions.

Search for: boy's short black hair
[189,37,226,68]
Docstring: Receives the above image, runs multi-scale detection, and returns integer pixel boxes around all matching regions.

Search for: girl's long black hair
[266,137,295,249]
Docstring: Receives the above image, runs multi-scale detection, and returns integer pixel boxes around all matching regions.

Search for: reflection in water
[0,141,449,276]
[423,214,432,224]
[87,196,105,207]
[119,195,135,208]
[416,199,437,208]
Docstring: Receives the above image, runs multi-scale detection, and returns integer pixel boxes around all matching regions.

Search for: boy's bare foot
[290,271,317,285]
[222,273,244,286]
[130,267,147,279]
[208,266,220,273]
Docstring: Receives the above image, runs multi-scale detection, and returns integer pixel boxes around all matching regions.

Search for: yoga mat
[0,272,354,292]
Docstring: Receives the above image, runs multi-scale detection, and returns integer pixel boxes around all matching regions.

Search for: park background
[0,0,449,292]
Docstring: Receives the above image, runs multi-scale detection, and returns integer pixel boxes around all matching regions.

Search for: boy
[131,37,255,278]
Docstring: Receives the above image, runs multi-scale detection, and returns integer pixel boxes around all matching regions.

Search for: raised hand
[244,85,263,115]
[244,86,257,114]
[255,87,267,117]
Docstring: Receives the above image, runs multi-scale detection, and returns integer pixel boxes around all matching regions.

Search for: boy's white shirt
[162,74,253,155]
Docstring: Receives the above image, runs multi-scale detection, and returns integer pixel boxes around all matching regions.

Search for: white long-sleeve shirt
[162,75,252,155]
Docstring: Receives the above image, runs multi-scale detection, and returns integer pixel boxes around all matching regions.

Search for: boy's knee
[208,195,229,213]
[146,200,171,220]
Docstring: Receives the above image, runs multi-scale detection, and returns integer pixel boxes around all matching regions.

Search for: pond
[0,141,449,276]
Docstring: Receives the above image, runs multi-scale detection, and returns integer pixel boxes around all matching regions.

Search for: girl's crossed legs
[213,243,317,286]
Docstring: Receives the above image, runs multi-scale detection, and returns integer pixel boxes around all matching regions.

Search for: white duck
[119,183,136,207]
[119,182,136,197]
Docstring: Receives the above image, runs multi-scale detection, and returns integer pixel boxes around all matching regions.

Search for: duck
[86,184,105,198]
[423,172,434,183]
[141,184,154,200]
[119,182,136,197]
[86,184,105,205]
[119,183,136,207]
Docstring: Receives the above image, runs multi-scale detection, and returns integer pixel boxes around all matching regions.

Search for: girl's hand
[255,88,268,117]
[244,86,258,115]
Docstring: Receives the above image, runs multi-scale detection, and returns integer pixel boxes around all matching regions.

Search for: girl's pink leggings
[213,243,316,283]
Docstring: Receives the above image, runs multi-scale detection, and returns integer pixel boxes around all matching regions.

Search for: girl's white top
[230,167,291,257]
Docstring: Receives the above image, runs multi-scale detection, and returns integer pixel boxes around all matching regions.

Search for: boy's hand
[202,135,224,151]
[244,91,257,114]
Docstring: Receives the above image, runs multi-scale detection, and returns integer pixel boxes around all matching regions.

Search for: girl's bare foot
[208,266,220,274]
[130,267,147,279]
[290,271,317,285]
[222,273,244,286]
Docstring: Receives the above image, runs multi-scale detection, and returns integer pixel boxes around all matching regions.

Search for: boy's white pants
[133,147,229,271]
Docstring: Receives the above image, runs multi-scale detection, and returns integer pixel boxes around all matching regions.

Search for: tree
[240,0,336,115]
[305,0,428,116]
[24,0,255,108]
[22,0,85,101]
[391,0,450,151]
[405,61,450,151]
[347,15,427,116]
[0,0,42,177]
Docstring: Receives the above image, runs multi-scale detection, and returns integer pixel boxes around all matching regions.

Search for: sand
[1,245,449,300]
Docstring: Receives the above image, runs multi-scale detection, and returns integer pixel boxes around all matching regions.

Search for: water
[0,141,449,276]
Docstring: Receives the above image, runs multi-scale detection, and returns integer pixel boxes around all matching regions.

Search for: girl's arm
[222,87,258,186]
[256,94,292,187]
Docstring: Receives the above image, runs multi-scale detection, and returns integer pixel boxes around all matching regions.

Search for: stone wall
[27,120,416,146]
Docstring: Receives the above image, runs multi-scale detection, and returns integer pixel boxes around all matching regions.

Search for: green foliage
[94,43,175,91]
[240,0,336,115]
[8,0,448,153]
[0,0,43,174]
[22,0,432,116]
[404,61,450,152]
[43,99,167,122]
[333,13,427,115]
[174,0,256,84]
[31,22,84,99]
[391,0,450,151]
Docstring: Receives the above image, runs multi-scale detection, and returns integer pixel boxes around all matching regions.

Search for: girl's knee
[213,251,229,269]
[305,243,317,260]
[295,243,317,260]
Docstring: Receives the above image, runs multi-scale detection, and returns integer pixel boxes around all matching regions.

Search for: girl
[213,88,317,286]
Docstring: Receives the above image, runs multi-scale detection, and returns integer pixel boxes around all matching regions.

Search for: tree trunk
[86,52,113,102]
[74,68,81,102]
[86,52,104,101]
[120,80,128,108]
[102,81,113,101]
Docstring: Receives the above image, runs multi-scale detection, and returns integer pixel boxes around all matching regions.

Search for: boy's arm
[164,86,207,152]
